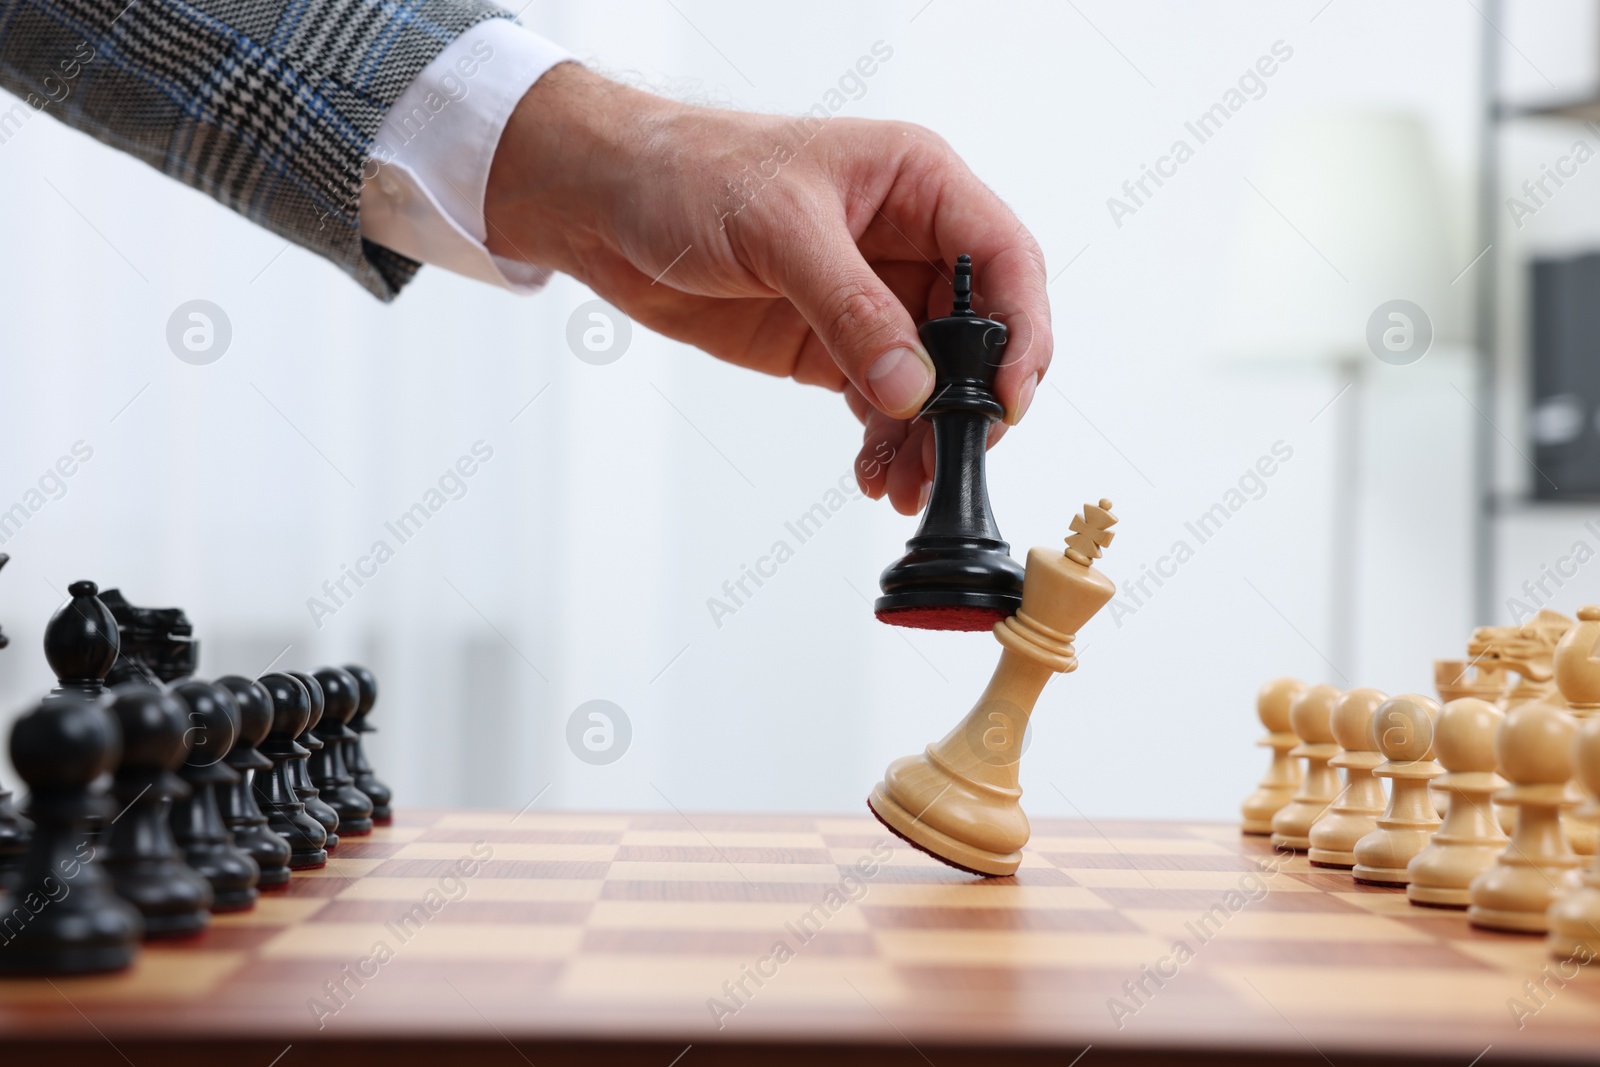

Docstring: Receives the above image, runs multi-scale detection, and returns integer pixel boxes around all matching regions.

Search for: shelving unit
[1472,0,1600,620]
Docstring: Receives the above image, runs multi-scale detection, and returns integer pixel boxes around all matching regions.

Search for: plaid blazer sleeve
[0,0,512,299]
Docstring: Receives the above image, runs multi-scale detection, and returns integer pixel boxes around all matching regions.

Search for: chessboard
[3,809,1600,1066]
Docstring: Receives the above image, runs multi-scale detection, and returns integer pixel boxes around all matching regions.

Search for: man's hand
[484,63,1051,516]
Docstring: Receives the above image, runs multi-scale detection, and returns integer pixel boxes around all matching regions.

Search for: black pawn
[102,685,212,938]
[214,676,291,887]
[256,673,327,869]
[875,255,1025,631]
[168,681,259,912]
[344,664,392,824]
[287,670,340,851]
[0,692,142,974]
[310,667,374,836]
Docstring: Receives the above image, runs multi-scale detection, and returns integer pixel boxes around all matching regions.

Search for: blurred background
[0,0,1595,821]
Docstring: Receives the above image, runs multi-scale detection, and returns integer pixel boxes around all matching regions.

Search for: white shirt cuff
[359,20,572,293]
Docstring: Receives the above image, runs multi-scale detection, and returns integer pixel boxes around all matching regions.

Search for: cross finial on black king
[874,255,1024,631]
[951,253,974,315]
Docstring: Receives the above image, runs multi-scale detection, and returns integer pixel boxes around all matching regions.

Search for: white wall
[0,0,1586,821]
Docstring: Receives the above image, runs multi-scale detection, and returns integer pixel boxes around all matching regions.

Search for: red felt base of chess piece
[874,605,1009,632]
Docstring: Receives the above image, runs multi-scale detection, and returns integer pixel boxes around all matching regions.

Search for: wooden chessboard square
[580,927,875,957]
[895,960,1245,1012]
[1209,964,1591,1022]
[1087,886,1362,911]
[614,844,835,865]
[600,879,874,903]
[417,827,625,845]
[1402,913,1552,944]
[333,876,604,902]
[863,883,1111,909]
[1029,835,1235,854]
[1055,867,1243,888]
[1041,851,1266,872]
[558,953,907,1004]
[357,824,428,842]
[874,928,1174,966]
[1448,936,1574,971]
[367,858,612,879]
[870,864,1079,886]
[1196,938,1495,970]
[388,841,617,863]
[602,861,844,885]
[1071,867,1311,891]
[211,897,328,925]
[0,950,247,1002]
[618,829,830,850]
[311,900,594,924]
[825,846,906,866]
[587,899,872,930]
[1037,820,1213,839]
[819,832,894,849]
[273,878,354,898]
[1120,908,1438,943]
[199,925,295,951]
[300,858,386,879]
[260,921,584,960]
[862,904,1144,933]
[623,813,825,833]
[431,813,628,832]
[325,840,409,859]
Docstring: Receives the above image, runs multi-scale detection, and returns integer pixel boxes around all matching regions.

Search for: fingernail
[866,347,933,416]
[917,479,931,512]
[1010,373,1039,426]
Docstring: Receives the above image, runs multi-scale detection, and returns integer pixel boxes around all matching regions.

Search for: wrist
[484,63,673,269]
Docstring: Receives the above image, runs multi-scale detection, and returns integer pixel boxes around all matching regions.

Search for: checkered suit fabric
[0,0,510,298]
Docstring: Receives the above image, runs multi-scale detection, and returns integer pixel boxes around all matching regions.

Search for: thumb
[767,228,933,419]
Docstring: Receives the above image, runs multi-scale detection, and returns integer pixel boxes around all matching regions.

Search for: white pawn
[1469,698,1584,933]
[1242,678,1306,835]
[1407,699,1507,908]
[1554,606,1600,856]
[1549,716,1600,960]
[1308,688,1388,869]
[1353,695,1443,886]
[1271,684,1342,852]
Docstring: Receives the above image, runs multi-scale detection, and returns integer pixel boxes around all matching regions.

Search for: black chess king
[875,254,1024,631]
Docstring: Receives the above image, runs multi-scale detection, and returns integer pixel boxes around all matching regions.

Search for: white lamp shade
[1217,110,1463,365]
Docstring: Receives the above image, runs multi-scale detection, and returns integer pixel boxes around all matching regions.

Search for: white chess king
[867,500,1117,876]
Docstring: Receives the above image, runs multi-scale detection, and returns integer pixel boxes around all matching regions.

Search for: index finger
[929,167,1052,426]
[855,135,1053,426]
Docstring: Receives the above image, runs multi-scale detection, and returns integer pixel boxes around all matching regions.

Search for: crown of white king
[1064,499,1116,567]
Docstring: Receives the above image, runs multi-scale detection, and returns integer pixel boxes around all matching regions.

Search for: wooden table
[2,809,1597,1065]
